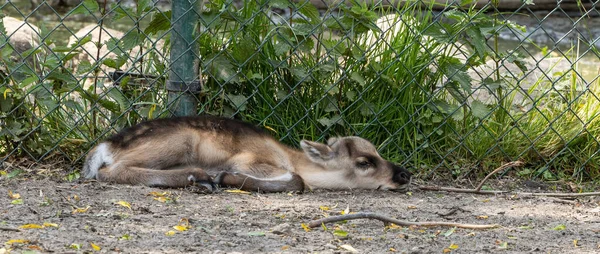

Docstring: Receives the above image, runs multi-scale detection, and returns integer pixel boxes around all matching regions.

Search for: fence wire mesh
[1,0,599,180]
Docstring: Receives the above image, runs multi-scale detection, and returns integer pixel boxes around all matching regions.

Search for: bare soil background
[1,175,599,254]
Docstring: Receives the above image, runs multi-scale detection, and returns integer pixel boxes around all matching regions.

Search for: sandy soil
[1,177,599,254]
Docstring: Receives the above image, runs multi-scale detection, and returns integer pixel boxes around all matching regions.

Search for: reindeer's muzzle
[391,164,412,192]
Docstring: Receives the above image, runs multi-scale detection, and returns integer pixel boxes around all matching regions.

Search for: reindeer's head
[299,136,411,192]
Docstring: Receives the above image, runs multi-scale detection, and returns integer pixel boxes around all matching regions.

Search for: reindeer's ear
[300,140,334,162]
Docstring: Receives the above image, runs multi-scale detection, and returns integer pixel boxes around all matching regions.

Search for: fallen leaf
[333,229,348,238]
[11,199,23,205]
[43,222,59,228]
[477,215,489,220]
[165,231,176,236]
[115,200,132,210]
[90,243,101,251]
[6,239,29,245]
[69,243,81,250]
[72,206,91,214]
[573,239,579,247]
[340,244,358,253]
[321,222,328,231]
[498,242,508,249]
[407,205,417,209]
[341,205,350,215]
[466,232,476,236]
[449,243,459,250]
[482,199,490,202]
[8,190,20,199]
[173,218,191,231]
[389,247,397,252]
[120,234,131,240]
[224,189,251,195]
[443,227,456,237]
[518,225,533,229]
[443,248,451,253]
[247,231,265,236]
[385,223,401,230]
[319,206,330,211]
[301,223,311,232]
[19,224,44,229]
[281,245,290,250]
[552,224,566,231]
[28,245,43,250]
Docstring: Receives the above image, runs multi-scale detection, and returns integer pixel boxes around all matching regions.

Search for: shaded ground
[1,176,599,253]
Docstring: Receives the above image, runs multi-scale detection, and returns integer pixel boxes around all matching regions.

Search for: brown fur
[83,115,411,193]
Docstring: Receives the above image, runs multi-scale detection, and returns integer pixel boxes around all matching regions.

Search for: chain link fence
[1,0,599,180]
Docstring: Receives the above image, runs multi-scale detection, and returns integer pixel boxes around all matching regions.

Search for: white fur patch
[266,172,293,181]
[300,171,353,190]
[84,143,113,179]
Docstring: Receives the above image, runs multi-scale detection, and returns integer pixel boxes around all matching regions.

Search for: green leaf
[207,55,238,83]
[144,11,171,36]
[333,229,348,237]
[443,227,456,237]
[71,0,99,16]
[137,0,153,16]
[552,224,566,231]
[465,27,487,59]
[297,1,320,25]
[470,100,490,119]
[349,72,365,86]
[7,169,24,179]
[11,199,23,205]
[274,42,291,56]
[121,30,143,51]
[247,231,265,236]
[317,114,342,127]
[269,0,292,8]
[226,94,248,111]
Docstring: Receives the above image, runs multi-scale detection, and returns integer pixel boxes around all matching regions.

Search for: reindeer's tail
[82,143,113,179]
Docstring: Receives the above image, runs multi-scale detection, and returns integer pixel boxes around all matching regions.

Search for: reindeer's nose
[392,164,411,185]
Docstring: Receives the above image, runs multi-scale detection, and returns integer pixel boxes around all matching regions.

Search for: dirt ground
[1,176,599,254]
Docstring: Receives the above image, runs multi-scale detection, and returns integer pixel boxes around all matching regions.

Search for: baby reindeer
[83,115,412,192]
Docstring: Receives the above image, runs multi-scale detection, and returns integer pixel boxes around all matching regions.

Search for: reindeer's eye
[356,159,371,168]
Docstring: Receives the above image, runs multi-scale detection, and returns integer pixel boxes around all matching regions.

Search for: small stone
[271,223,293,236]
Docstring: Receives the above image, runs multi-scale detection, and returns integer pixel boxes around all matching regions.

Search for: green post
[167,0,200,116]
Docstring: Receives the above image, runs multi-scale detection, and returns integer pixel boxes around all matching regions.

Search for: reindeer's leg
[215,165,304,193]
[97,165,216,191]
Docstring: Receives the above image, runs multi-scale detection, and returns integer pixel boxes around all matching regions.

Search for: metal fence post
[167,0,200,116]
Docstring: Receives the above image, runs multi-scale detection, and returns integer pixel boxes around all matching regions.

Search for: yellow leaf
[115,200,132,210]
[8,190,20,199]
[11,199,23,205]
[573,239,579,247]
[449,243,459,250]
[153,197,169,203]
[281,245,290,250]
[70,243,81,250]
[264,125,278,134]
[385,223,402,230]
[482,199,490,202]
[165,230,176,236]
[407,205,417,209]
[6,239,29,245]
[73,195,80,201]
[319,206,330,211]
[173,225,189,231]
[90,243,101,251]
[148,191,167,197]
[477,215,489,220]
[43,222,59,228]
[72,206,91,214]
[301,223,311,232]
[19,224,44,229]
[4,88,12,99]
[389,247,397,252]
[224,189,251,195]
[343,205,350,215]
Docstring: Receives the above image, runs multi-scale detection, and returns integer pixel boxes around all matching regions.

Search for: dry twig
[0,227,21,232]
[418,161,600,198]
[307,212,500,229]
